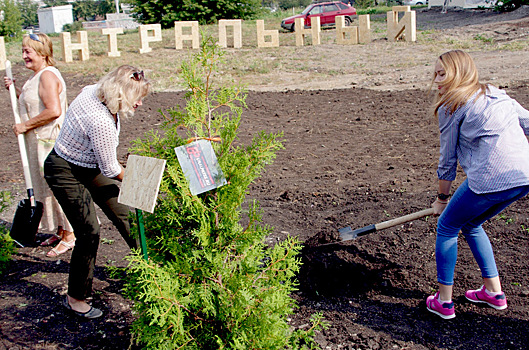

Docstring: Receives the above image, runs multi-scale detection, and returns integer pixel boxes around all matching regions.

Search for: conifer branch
[124,36,318,349]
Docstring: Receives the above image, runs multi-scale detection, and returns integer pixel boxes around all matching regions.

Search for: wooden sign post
[118,155,166,260]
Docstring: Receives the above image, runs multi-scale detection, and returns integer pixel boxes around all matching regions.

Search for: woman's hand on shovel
[4,76,14,90]
[5,76,21,98]
[12,122,28,136]
[432,198,449,216]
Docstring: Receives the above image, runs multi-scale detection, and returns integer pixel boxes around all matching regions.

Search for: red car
[281,1,357,32]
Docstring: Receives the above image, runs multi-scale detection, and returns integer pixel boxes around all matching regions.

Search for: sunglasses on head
[130,71,144,81]
[28,33,42,43]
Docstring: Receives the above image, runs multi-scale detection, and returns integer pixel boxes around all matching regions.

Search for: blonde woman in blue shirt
[426,50,529,319]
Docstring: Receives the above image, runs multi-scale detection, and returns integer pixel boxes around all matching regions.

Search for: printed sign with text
[175,139,227,195]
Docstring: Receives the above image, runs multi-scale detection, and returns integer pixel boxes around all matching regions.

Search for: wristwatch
[437,193,450,201]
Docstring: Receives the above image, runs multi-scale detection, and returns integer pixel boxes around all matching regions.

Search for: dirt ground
[1,7,529,350]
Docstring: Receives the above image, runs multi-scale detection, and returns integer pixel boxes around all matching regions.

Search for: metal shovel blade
[338,226,356,241]
[339,224,377,242]
[339,208,435,243]
[10,199,43,247]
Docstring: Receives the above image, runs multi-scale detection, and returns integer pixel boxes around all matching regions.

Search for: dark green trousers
[44,149,138,300]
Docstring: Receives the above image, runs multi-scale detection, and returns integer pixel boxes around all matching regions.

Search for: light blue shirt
[437,85,529,194]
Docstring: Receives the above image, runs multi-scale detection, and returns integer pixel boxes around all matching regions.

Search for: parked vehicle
[400,0,428,5]
[281,1,357,32]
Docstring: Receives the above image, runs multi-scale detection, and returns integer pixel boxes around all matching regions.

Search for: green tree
[0,0,22,40]
[124,0,262,27]
[278,0,311,10]
[354,0,375,9]
[96,0,114,16]
[16,0,39,28]
[495,0,529,12]
[124,38,325,349]
[43,0,68,7]
[0,191,15,275]
[44,0,114,21]
[73,0,98,20]
[73,0,115,21]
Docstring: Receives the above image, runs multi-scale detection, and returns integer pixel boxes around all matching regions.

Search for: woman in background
[426,50,529,320]
[4,33,74,257]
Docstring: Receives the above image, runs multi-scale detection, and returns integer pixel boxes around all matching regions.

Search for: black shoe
[62,296,103,319]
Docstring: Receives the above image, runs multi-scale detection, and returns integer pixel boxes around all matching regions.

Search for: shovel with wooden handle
[338,208,435,243]
[6,60,43,247]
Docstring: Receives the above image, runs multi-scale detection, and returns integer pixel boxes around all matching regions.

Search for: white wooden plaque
[118,155,166,213]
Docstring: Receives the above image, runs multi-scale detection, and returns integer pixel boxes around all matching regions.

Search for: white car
[400,0,427,5]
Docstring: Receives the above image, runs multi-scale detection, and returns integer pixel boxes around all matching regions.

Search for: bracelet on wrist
[437,193,451,201]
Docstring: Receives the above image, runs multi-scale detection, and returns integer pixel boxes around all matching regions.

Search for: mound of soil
[415,5,529,30]
[1,8,529,350]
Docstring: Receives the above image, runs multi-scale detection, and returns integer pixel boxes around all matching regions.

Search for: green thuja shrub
[124,38,325,349]
[0,191,15,274]
[495,0,529,12]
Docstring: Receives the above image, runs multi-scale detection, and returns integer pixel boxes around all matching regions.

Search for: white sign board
[118,155,166,213]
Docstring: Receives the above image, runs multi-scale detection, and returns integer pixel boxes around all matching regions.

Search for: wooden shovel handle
[375,208,435,231]
[6,60,35,203]
[6,61,22,124]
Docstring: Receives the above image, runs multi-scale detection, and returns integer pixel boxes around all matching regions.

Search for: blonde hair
[22,33,55,66]
[432,50,487,117]
[96,65,151,117]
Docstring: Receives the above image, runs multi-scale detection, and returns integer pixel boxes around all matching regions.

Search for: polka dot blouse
[54,84,122,178]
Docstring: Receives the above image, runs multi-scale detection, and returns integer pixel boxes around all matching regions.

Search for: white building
[37,5,74,34]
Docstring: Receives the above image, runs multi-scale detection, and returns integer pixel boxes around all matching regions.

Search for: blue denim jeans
[436,179,529,285]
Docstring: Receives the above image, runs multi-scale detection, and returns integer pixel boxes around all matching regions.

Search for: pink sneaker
[426,292,455,319]
[465,285,507,310]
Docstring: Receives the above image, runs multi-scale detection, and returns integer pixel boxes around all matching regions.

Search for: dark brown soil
[2,8,529,350]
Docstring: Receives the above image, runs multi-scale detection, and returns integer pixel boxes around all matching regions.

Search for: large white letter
[61,31,90,63]
[218,19,242,48]
[101,27,124,57]
[139,24,162,54]
[174,21,200,49]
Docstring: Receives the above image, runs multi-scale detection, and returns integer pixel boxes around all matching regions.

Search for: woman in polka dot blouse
[44,65,151,319]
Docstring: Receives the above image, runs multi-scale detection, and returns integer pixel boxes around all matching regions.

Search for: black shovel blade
[338,224,377,242]
[10,199,43,247]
